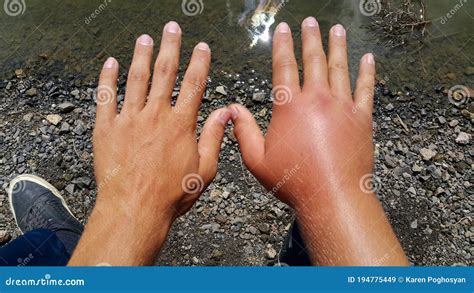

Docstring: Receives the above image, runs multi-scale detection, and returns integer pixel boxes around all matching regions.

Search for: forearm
[68,196,173,266]
[294,189,409,266]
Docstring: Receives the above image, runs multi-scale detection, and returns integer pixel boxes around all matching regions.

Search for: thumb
[228,104,265,171]
[198,108,232,182]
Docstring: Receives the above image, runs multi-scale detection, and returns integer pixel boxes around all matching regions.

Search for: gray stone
[74,120,86,135]
[71,89,80,97]
[420,148,436,161]
[65,184,75,195]
[59,122,70,134]
[252,92,266,102]
[385,103,394,111]
[407,187,416,195]
[26,88,37,96]
[216,86,227,96]
[57,102,75,113]
[448,120,459,127]
[455,132,471,145]
[23,113,33,122]
[265,246,277,259]
[46,114,62,125]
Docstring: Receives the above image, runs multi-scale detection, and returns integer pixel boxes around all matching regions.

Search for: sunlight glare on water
[239,0,287,48]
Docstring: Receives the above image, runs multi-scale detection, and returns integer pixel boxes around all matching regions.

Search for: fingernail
[366,53,375,65]
[196,42,210,51]
[103,57,116,69]
[137,34,153,46]
[303,17,318,28]
[166,21,180,34]
[277,22,290,33]
[229,106,239,120]
[333,24,346,37]
[217,109,231,125]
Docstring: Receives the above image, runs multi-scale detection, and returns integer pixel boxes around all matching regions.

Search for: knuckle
[305,52,326,64]
[128,68,150,82]
[329,62,348,73]
[274,58,298,70]
[182,75,205,90]
[155,60,178,77]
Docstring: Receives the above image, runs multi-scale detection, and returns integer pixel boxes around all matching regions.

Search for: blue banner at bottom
[0,267,472,292]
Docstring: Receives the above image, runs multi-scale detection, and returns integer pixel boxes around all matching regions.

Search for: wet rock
[455,132,471,145]
[46,114,62,125]
[57,102,75,113]
[420,148,436,161]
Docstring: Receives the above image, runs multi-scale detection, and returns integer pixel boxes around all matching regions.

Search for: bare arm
[230,17,408,266]
[69,22,231,266]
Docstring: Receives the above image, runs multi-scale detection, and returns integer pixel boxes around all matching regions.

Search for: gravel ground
[0,67,472,266]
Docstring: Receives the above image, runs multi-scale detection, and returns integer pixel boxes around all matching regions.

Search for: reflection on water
[239,0,287,47]
[0,0,472,90]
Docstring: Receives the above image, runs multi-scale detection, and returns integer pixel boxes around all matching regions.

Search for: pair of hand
[70,18,407,265]
[94,18,374,220]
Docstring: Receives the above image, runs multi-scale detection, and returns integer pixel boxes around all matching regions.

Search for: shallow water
[0,0,473,91]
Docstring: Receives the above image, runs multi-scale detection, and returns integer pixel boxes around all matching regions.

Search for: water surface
[0,0,472,91]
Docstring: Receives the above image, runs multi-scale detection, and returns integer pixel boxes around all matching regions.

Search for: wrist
[70,193,174,266]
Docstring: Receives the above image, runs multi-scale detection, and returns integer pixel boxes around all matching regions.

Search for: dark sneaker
[277,221,311,266]
[8,174,83,254]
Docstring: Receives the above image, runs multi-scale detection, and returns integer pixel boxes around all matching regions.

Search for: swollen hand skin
[69,22,231,266]
[230,18,409,265]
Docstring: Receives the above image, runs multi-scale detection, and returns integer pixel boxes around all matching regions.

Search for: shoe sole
[7,174,78,234]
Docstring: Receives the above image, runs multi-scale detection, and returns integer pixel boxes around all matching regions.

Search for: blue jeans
[0,229,70,266]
